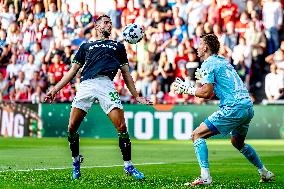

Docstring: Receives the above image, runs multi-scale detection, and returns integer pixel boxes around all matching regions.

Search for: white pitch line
[0,162,283,173]
[0,162,167,173]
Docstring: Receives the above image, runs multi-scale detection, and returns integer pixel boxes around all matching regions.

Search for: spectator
[17,44,29,65]
[21,13,38,51]
[41,27,53,52]
[0,71,8,100]
[6,54,21,79]
[203,22,213,34]
[52,17,64,38]
[22,54,38,82]
[165,6,179,33]
[135,6,151,28]
[71,28,87,50]
[0,44,11,67]
[64,16,78,39]
[80,4,94,33]
[121,0,139,27]
[265,41,284,73]
[0,4,16,30]
[174,44,188,79]
[147,10,162,35]
[262,0,283,54]
[207,0,220,25]
[62,45,73,67]
[143,0,155,18]
[172,17,188,44]
[33,3,45,24]
[264,64,284,101]
[186,0,207,39]
[156,0,172,21]
[218,0,238,29]
[15,71,29,101]
[192,24,204,49]
[44,40,63,64]
[153,51,175,93]
[234,54,250,88]
[150,22,171,46]
[30,70,47,93]
[138,50,155,98]
[31,85,45,104]
[31,42,45,69]
[245,21,266,86]
[0,29,7,47]
[108,0,123,38]
[60,3,71,27]
[235,11,250,38]
[45,2,60,27]
[48,54,67,83]
[6,21,21,45]
[161,36,179,64]
[173,0,187,22]
[221,21,238,51]
[232,36,252,69]
[17,10,27,27]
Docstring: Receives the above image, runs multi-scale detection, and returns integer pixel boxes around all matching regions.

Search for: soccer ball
[122,24,144,44]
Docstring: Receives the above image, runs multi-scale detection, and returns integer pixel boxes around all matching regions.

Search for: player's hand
[195,68,202,82]
[135,97,153,105]
[173,78,196,95]
[44,90,57,103]
[195,68,208,83]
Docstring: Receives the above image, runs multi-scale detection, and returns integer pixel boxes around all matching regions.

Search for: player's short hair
[200,33,220,54]
[95,15,111,25]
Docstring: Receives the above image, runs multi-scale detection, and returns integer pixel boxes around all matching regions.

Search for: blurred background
[0,0,283,139]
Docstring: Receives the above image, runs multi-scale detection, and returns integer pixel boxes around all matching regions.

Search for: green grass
[0,138,283,188]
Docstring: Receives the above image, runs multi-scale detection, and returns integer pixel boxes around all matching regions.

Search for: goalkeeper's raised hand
[173,78,196,96]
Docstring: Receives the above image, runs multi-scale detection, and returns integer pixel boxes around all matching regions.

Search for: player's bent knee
[191,131,201,142]
[231,137,244,150]
[116,122,127,133]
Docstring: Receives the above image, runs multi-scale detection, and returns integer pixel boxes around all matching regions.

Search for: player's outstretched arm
[120,64,153,105]
[44,63,81,103]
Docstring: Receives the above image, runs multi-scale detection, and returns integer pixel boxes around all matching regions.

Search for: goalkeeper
[173,34,274,186]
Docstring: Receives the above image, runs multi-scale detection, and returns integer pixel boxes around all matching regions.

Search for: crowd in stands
[0,0,284,104]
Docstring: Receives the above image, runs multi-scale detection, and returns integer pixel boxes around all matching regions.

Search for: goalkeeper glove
[173,78,196,96]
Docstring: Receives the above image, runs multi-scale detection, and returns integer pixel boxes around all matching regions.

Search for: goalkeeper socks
[118,132,131,161]
[68,131,80,159]
[194,138,210,173]
[240,144,263,169]
[201,168,210,179]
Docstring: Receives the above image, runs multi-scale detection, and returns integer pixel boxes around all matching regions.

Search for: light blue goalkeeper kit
[194,55,264,174]
[199,54,254,136]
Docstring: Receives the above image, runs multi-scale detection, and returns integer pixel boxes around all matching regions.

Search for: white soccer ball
[122,24,144,44]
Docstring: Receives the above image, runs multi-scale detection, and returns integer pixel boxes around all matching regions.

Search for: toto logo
[125,112,193,140]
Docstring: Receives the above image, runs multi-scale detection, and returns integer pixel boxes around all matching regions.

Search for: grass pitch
[0,138,283,189]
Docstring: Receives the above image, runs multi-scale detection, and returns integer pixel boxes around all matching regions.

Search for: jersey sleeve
[199,60,215,85]
[118,43,129,67]
[72,43,86,67]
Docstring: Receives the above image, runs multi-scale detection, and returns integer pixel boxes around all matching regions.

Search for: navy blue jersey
[72,40,128,81]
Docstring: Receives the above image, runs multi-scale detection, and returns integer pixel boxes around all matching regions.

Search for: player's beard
[102,30,111,38]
